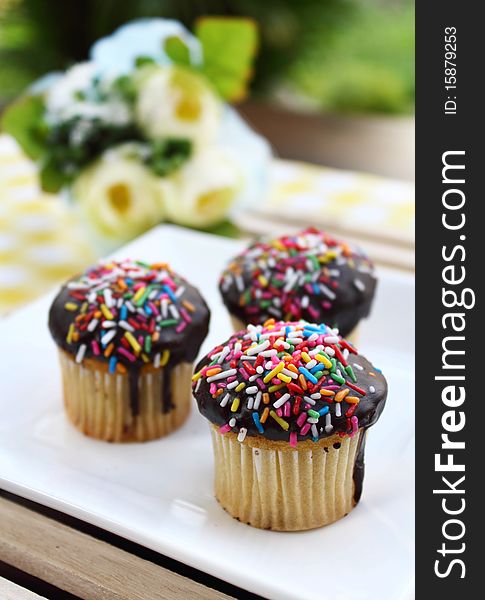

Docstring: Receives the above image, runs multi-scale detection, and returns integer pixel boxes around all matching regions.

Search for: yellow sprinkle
[268,383,286,393]
[335,388,350,403]
[263,361,285,384]
[301,352,311,363]
[346,396,360,404]
[270,410,289,431]
[66,323,75,344]
[231,397,240,412]
[258,275,268,287]
[141,353,150,363]
[80,302,88,314]
[133,286,146,303]
[315,354,333,369]
[260,407,270,423]
[124,331,141,354]
[101,304,114,320]
[277,373,291,383]
[160,349,170,367]
[64,302,78,311]
[192,371,202,382]
[235,382,246,392]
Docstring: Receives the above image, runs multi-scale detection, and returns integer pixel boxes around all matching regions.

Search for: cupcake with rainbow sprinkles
[219,228,377,341]
[48,259,210,442]
[192,319,387,531]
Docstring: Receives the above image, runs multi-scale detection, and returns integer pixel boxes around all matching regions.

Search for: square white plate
[0,225,414,600]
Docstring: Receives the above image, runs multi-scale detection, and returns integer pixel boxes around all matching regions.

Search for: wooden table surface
[0,105,414,599]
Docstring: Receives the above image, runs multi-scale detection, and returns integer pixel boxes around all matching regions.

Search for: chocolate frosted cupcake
[219,228,376,339]
[192,320,387,531]
[49,260,210,442]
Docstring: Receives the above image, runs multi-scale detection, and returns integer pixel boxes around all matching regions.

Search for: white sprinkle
[248,374,258,382]
[119,320,135,332]
[235,275,244,292]
[247,396,254,410]
[102,321,117,329]
[207,368,237,383]
[306,359,317,370]
[246,340,270,355]
[104,288,114,308]
[324,336,340,344]
[256,366,264,374]
[311,424,319,438]
[238,428,248,443]
[288,337,303,345]
[307,418,319,424]
[254,391,262,410]
[194,378,201,393]
[343,349,349,360]
[301,295,310,308]
[161,298,168,319]
[245,386,259,394]
[175,286,185,298]
[227,380,240,390]
[307,332,319,342]
[303,396,316,406]
[325,413,333,433]
[87,318,99,332]
[240,355,257,361]
[153,353,161,368]
[273,393,290,408]
[234,342,242,354]
[353,362,364,371]
[335,403,342,417]
[229,418,236,427]
[369,385,376,393]
[310,393,321,400]
[125,301,136,313]
[325,346,336,357]
[217,346,230,364]
[220,393,231,407]
[169,304,179,320]
[75,344,87,364]
[354,278,366,292]
[281,368,298,379]
[320,283,337,300]
[101,329,116,345]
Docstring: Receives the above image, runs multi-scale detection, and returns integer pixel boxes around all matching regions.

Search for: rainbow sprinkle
[219,228,374,325]
[193,320,382,446]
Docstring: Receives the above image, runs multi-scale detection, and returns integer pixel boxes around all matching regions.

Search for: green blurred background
[0,0,414,114]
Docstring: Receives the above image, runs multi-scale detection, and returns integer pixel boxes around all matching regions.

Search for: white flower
[135,65,221,146]
[90,18,203,78]
[164,145,242,228]
[45,62,131,127]
[72,148,171,242]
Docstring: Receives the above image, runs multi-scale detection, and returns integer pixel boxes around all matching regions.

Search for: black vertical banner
[416,2,482,597]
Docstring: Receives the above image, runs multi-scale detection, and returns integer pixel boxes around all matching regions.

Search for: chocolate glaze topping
[192,320,387,500]
[219,228,376,337]
[49,260,210,414]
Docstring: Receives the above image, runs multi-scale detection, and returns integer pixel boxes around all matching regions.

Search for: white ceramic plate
[0,225,415,600]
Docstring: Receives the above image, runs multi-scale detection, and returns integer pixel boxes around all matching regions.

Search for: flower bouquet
[1,18,271,247]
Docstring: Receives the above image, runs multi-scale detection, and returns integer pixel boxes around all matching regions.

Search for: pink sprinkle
[180,308,192,323]
[322,301,332,309]
[227,375,237,383]
[271,377,281,385]
[271,355,279,365]
[289,432,297,448]
[256,378,265,389]
[175,321,186,333]
[219,423,232,434]
[276,408,283,417]
[307,305,319,319]
[148,302,159,316]
[233,351,243,359]
[238,368,249,380]
[210,383,217,395]
[300,422,311,436]
[117,347,136,362]
[350,416,359,436]
[91,341,100,356]
[296,413,307,427]
[284,401,291,418]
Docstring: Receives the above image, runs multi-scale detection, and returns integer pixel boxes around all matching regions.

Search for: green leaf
[39,156,69,193]
[195,17,258,102]
[164,36,191,66]
[0,95,46,160]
